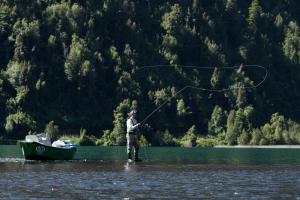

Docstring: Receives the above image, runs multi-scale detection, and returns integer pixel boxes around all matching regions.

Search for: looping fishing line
[134,64,268,125]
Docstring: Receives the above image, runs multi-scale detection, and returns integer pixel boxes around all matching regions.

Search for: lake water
[2,145,300,164]
[1,145,300,199]
[1,161,300,199]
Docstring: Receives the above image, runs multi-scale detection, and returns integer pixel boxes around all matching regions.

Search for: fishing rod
[136,64,268,125]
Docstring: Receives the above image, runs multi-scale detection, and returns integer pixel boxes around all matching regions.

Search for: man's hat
[128,110,137,116]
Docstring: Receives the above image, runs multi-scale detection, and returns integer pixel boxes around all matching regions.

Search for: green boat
[20,134,77,160]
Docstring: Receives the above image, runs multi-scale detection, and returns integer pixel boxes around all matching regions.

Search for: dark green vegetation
[0,0,300,146]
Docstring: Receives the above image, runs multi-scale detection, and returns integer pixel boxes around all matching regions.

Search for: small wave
[0,158,26,163]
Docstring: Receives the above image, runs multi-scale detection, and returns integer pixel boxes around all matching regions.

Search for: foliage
[44,121,59,141]
[208,105,226,135]
[104,99,131,145]
[226,110,237,145]
[176,99,187,117]
[283,21,300,64]
[77,128,96,146]
[247,0,262,32]
[97,130,113,146]
[0,0,300,146]
[196,135,218,147]
[139,135,151,147]
[5,111,36,133]
[237,129,251,145]
[250,128,263,145]
[64,34,95,87]
[179,125,198,147]
[156,129,178,146]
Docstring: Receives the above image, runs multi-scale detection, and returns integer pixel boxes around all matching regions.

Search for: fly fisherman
[126,110,142,162]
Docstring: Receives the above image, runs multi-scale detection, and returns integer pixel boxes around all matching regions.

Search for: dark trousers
[126,133,139,157]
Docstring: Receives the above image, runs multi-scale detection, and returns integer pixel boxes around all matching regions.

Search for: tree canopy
[0,0,300,146]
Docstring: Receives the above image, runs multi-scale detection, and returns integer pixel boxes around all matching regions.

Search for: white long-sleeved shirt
[126,117,139,134]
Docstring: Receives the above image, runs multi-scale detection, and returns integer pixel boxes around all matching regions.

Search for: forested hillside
[0,0,300,146]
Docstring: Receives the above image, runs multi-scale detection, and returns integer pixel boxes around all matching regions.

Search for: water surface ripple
[0,161,300,199]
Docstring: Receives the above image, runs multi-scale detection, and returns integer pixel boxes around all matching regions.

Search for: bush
[97,130,113,146]
[196,136,217,147]
[237,129,250,145]
[259,113,288,144]
[261,123,273,144]
[259,138,268,145]
[108,99,131,145]
[179,125,197,147]
[208,105,226,135]
[139,135,151,147]
[5,111,36,133]
[157,129,177,146]
[44,121,60,141]
[283,119,300,144]
[282,130,292,144]
[77,128,96,146]
[270,113,285,144]
[250,128,263,145]
[226,110,237,145]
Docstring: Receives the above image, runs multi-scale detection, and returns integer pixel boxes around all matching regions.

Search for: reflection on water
[0,161,300,199]
[2,145,300,164]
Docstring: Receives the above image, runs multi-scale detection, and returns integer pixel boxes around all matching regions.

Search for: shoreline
[214,145,300,149]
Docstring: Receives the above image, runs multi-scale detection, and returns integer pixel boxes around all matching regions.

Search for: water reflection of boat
[19,134,77,160]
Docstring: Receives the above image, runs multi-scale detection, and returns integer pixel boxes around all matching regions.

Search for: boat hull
[20,141,77,160]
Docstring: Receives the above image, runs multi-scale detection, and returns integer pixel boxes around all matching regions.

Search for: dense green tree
[106,99,131,145]
[250,128,263,145]
[0,0,299,146]
[210,68,222,89]
[44,121,59,141]
[176,99,187,117]
[225,0,237,14]
[64,34,95,88]
[0,3,9,34]
[157,129,177,146]
[283,21,300,64]
[226,110,237,145]
[0,3,10,68]
[11,19,40,61]
[236,88,247,108]
[260,113,286,144]
[237,129,250,145]
[6,61,35,88]
[160,3,184,65]
[5,111,36,135]
[180,125,198,147]
[208,105,226,135]
[247,0,262,32]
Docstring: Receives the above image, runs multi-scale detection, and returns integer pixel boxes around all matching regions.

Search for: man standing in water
[126,110,142,162]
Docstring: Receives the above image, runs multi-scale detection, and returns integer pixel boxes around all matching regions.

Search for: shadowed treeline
[0,0,300,146]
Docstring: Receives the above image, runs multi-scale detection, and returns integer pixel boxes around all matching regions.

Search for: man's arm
[127,119,140,133]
